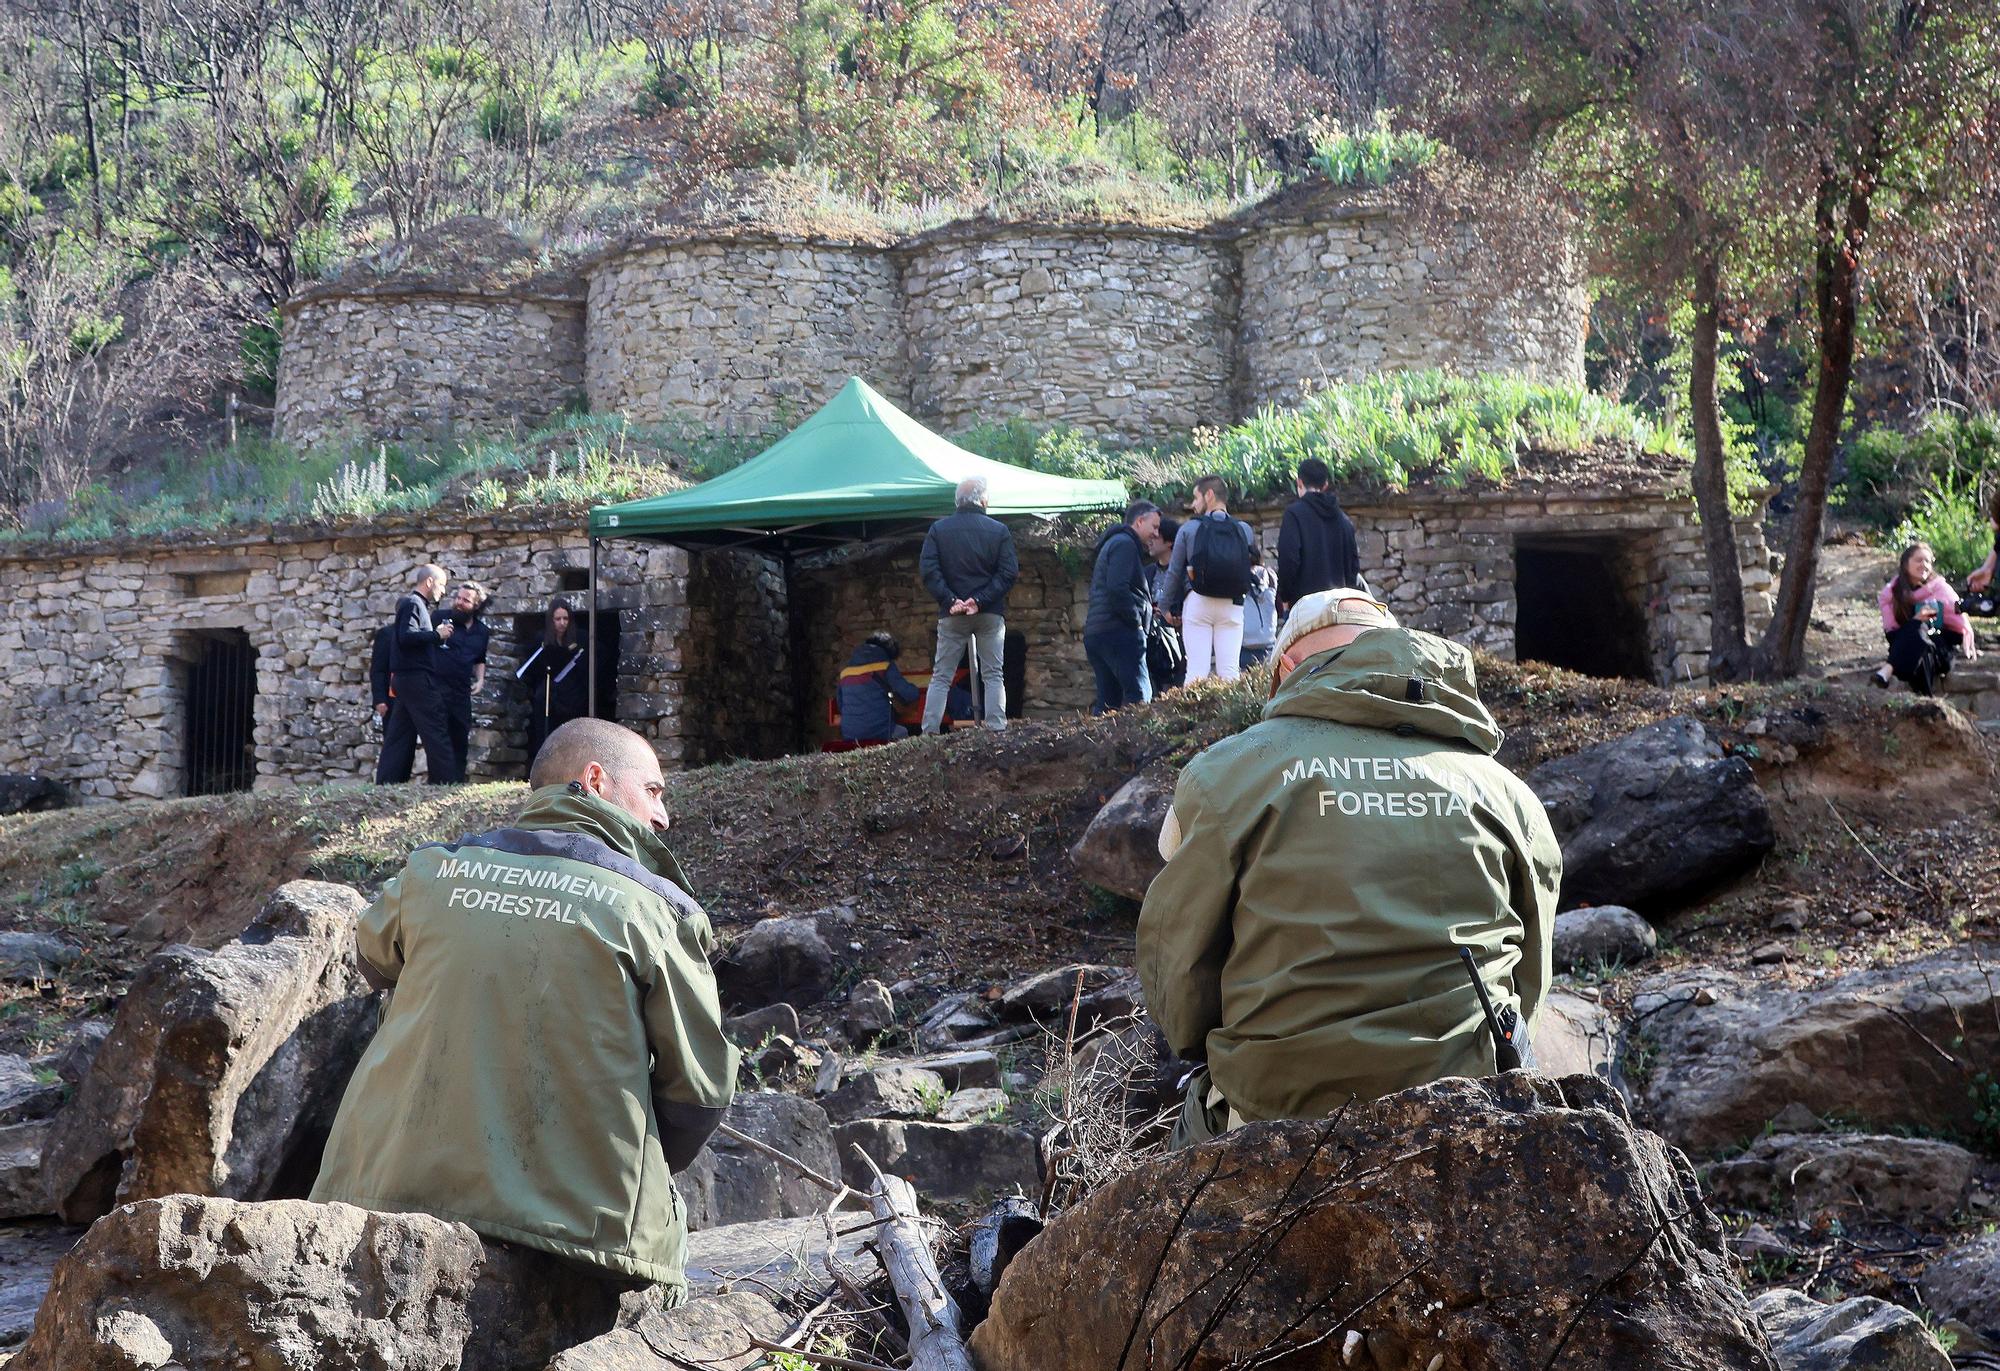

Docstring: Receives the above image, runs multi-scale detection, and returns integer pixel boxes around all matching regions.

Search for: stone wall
[0,483,1781,802]
[1236,211,1588,408]
[275,292,586,448]
[1322,491,1773,685]
[279,195,1588,448]
[793,540,1094,734]
[585,241,907,430]
[0,513,784,799]
[897,227,1236,443]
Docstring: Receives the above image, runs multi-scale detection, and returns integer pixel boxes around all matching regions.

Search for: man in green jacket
[313,718,737,1300]
[1137,589,1560,1142]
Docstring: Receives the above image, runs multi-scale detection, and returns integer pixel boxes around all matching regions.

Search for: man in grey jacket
[918,476,1017,734]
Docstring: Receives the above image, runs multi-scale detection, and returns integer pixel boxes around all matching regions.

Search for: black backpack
[1189,517,1254,601]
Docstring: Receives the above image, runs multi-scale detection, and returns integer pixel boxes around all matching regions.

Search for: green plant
[57,856,103,895]
[1883,469,1991,581]
[309,449,395,520]
[909,1073,949,1117]
[1972,1070,2000,1154]
[1310,113,1441,188]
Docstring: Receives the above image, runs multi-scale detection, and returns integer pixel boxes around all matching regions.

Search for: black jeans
[1887,622,1960,696]
[376,670,457,784]
[1085,629,1151,714]
[443,685,473,783]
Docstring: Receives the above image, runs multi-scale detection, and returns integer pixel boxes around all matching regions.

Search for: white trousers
[1182,593,1244,682]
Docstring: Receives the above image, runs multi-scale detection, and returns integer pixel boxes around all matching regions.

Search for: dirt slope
[3,659,1993,1057]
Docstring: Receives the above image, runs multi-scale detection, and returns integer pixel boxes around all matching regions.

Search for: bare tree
[0,240,217,510]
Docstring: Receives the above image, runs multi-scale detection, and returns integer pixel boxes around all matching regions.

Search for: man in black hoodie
[1083,500,1161,713]
[1276,458,1362,614]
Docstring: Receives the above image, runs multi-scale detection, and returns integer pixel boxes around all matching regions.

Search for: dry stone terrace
[0,470,1771,800]
[276,186,1589,449]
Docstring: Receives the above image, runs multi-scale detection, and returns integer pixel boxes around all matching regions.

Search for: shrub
[1311,114,1441,188]
[1839,411,2000,520]
[309,450,394,520]
[1883,469,1991,582]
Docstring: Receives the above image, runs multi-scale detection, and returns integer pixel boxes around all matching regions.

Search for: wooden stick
[744,1336,898,1371]
[718,1122,845,1195]
[852,1146,975,1371]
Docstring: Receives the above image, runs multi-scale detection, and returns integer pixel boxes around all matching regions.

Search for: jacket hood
[848,640,897,664]
[1094,522,1142,553]
[1301,490,1347,519]
[514,785,692,889]
[1263,627,1503,755]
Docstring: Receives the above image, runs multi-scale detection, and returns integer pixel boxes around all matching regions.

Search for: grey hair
[955,476,989,510]
[413,563,448,589]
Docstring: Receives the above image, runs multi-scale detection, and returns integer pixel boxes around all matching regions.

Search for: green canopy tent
[582,377,1128,746]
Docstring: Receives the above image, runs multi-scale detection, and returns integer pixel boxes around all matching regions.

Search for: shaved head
[531,719,670,832]
[531,718,656,788]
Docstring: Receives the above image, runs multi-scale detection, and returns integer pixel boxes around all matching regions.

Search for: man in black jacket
[436,580,491,783]
[369,623,414,784]
[375,563,458,785]
[1276,458,1362,614]
[1083,500,1161,713]
[918,476,1018,735]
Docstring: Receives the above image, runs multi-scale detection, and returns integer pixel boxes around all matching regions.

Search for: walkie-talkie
[1458,946,1523,1073]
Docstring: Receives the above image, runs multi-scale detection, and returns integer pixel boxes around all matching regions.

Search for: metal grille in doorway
[184,630,257,795]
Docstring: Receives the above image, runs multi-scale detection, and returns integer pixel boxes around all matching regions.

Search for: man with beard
[437,580,491,782]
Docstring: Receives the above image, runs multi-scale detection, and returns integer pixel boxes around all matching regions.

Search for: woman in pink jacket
[1873,541,1977,693]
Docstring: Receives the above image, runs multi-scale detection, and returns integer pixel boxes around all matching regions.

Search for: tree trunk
[1688,256,1749,680]
[1754,166,1872,678]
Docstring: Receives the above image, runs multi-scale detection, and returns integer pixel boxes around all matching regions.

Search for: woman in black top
[517,596,588,774]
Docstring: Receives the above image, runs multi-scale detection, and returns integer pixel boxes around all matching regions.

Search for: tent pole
[780,547,811,755]
[587,537,599,719]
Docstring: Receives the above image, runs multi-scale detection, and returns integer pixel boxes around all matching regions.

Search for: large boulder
[0,1121,48,1218]
[0,1222,78,1348]
[676,1091,840,1230]
[0,1054,64,1125]
[820,1065,947,1124]
[1527,717,1775,912]
[717,916,835,1009]
[1920,1234,2000,1352]
[1069,773,1173,901]
[0,933,79,983]
[970,1074,1776,1371]
[834,1119,1040,1203]
[1552,905,1657,970]
[1633,952,2000,1156]
[997,964,1130,1025]
[684,1217,884,1298]
[1534,989,1626,1090]
[38,880,379,1222]
[548,1292,788,1371]
[10,1195,645,1371]
[1704,1133,1977,1224]
[1750,1289,1951,1371]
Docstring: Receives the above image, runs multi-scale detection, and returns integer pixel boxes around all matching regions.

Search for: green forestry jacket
[1136,627,1561,1122]
[311,786,738,1290]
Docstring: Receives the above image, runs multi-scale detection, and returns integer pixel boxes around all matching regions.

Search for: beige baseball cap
[1272,588,1398,661]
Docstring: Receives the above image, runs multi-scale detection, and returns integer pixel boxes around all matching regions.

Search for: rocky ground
[4,584,2000,1365]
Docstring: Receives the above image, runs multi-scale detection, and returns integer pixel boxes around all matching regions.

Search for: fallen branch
[1823,798,1922,895]
[852,1146,975,1371]
[744,1335,899,1371]
[718,1122,847,1197]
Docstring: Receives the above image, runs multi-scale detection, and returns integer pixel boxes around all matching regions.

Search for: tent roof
[588,377,1128,551]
